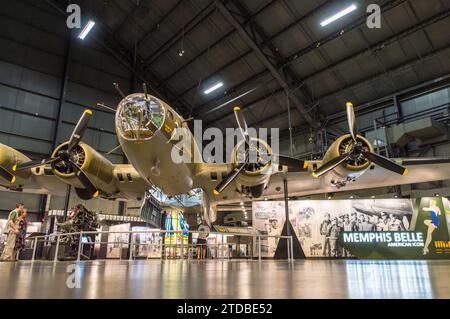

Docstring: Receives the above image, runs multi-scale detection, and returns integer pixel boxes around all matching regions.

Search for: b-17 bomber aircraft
[114,90,450,222]
[2,88,450,224]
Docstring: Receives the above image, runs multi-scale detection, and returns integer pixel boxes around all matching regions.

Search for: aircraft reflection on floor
[1,260,448,299]
[345,260,433,299]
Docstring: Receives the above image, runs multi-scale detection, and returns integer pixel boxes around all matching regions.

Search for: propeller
[312,102,408,178]
[312,153,351,178]
[362,151,408,176]
[71,161,99,198]
[275,155,309,170]
[14,109,100,198]
[346,102,358,141]
[213,107,308,195]
[213,163,247,195]
[234,107,249,145]
[67,109,92,152]
[13,158,60,172]
[233,107,307,168]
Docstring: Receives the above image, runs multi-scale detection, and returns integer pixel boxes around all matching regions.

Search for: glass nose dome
[116,93,165,140]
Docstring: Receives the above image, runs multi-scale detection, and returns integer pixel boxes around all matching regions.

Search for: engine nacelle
[51,142,118,196]
[321,134,374,185]
[232,138,273,198]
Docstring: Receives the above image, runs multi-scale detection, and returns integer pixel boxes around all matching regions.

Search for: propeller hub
[51,143,86,176]
[233,138,272,175]
[338,135,373,170]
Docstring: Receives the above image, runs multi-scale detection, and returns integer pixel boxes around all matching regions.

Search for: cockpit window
[116,94,165,140]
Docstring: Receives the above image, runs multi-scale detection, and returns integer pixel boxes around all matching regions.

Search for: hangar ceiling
[45,0,450,138]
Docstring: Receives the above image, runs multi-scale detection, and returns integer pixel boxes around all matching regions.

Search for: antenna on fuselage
[143,83,149,100]
[113,82,126,98]
[96,102,116,113]
[106,144,122,155]
[182,117,194,124]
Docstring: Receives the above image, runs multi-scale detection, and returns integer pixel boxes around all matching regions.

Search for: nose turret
[115,93,165,141]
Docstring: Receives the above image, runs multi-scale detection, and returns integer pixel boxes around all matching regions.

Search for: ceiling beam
[136,1,184,48]
[141,2,216,67]
[315,42,450,105]
[189,0,406,118]
[205,86,285,127]
[278,66,450,143]
[160,0,277,86]
[214,0,316,127]
[45,0,190,116]
[175,0,330,108]
[207,41,450,133]
[244,0,314,103]
[229,0,322,120]
[203,8,450,126]
[282,0,407,67]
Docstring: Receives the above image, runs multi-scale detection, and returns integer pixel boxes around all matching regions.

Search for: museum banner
[252,198,450,259]
[342,197,450,259]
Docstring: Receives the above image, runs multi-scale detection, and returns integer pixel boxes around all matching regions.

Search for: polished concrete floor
[0,259,449,299]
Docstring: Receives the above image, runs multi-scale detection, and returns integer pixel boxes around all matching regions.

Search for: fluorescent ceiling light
[320,4,357,27]
[204,82,224,95]
[78,20,96,40]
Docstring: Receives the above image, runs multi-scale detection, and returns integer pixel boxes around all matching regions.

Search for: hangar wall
[280,83,450,154]
[0,0,133,216]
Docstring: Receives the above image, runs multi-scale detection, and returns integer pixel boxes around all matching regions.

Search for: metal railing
[24,230,294,264]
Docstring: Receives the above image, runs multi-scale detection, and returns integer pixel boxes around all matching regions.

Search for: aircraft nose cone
[116,93,165,141]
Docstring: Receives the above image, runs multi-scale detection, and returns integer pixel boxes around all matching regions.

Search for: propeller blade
[0,166,15,184]
[233,107,249,145]
[313,153,350,178]
[346,102,357,141]
[273,155,308,171]
[13,158,59,171]
[67,109,93,152]
[69,160,99,198]
[363,151,408,176]
[213,163,247,195]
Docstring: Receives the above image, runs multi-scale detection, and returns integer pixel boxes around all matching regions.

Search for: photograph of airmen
[253,199,414,258]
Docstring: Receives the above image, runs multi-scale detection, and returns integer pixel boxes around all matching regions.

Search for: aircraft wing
[0,165,68,196]
[347,157,450,190]
[193,162,320,205]
[195,158,450,205]
[1,162,150,201]
[110,164,151,201]
[264,157,450,201]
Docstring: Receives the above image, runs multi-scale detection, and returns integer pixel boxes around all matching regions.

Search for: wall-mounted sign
[253,197,450,259]
[343,232,424,246]
[340,197,450,259]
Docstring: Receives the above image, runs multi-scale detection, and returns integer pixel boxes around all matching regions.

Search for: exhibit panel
[131,226,162,258]
[106,223,131,259]
[252,198,450,259]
